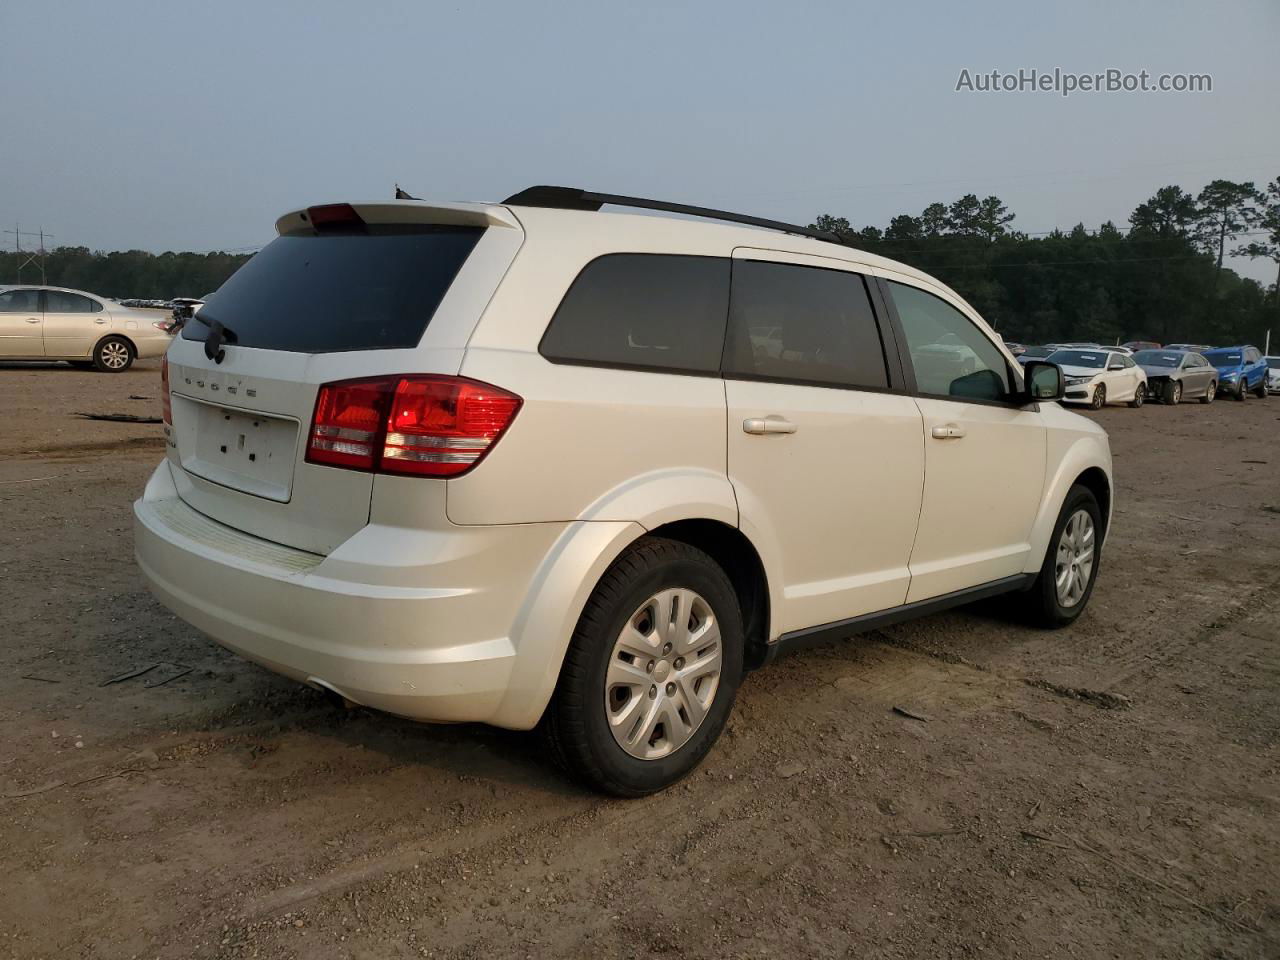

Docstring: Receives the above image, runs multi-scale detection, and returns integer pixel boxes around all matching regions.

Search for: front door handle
[94,318,107,324]
[25,317,41,324]
[931,423,966,440]
[743,416,797,436]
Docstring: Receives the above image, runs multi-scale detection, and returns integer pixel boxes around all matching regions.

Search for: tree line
[3,176,1278,347]
[813,176,1280,347]
[0,247,251,303]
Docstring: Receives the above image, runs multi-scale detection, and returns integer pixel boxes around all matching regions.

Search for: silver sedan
[0,285,173,371]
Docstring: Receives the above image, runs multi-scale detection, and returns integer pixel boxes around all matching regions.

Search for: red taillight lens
[160,355,172,426]
[305,378,396,470]
[305,375,521,478]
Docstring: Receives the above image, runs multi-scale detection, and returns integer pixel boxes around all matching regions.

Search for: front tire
[1164,380,1182,405]
[1021,485,1102,628]
[1091,384,1107,410]
[540,537,744,796]
[93,336,134,372]
[1234,379,1247,401]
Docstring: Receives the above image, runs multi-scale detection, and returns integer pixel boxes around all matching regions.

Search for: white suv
[134,187,1112,795]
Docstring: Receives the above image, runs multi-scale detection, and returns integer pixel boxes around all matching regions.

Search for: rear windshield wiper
[197,315,236,363]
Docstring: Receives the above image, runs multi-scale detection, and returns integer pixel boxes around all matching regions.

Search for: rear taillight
[160,355,172,426]
[305,375,521,478]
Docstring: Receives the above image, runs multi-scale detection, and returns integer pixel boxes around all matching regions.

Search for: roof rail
[502,185,840,244]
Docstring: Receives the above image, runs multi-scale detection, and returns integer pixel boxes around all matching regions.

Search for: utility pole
[4,225,53,284]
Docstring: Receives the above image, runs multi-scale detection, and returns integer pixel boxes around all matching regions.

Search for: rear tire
[1128,384,1144,408]
[93,337,134,372]
[1200,381,1216,404]
[540,537,744,797]
[1254,378,1268,399]
[1020,485,1103,629]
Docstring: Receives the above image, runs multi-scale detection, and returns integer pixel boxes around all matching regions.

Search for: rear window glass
[1204,350,1242,364]
[722,260,889,389]
[1047,350,1106,368]
[1134,350,1181,366]
[183,226,484,353]
[539,254,730,374]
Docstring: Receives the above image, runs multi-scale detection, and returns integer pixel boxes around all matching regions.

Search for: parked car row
[1007,339,1276,408]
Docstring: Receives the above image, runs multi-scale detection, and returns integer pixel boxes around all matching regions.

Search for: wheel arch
[93,332,137,360]
[646,518,771,671]
[490,512,776,730]
[1072,466,1111,541]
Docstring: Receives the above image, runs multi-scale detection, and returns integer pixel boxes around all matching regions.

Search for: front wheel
[1091,384,1107,410]
[540,537,744,796]
[1200,381,1216,404]
[1164,380,1182,405]
[1128,383,1145,408]
[93,336,135,372]
[1234,379,1247,401]
[1020,485,1102,628]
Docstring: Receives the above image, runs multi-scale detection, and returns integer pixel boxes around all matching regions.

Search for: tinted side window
[722,260,888,389]
[1121,355,1136,368]
[889,281,1010,401]
[0,290,41,313]
[45,291,100,313]
[539,254,730,374]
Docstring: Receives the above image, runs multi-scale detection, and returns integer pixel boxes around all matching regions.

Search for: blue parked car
[1204,345,1269,401]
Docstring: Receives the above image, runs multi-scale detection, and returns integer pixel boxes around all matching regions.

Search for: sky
[2,0,1277,282]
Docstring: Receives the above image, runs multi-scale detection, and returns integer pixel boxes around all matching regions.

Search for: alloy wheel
[101,341,130,370]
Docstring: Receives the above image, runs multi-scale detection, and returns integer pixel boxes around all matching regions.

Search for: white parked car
[134,188,1113,795]
[1047,348,1148,409]
[1265,356,1280,394]
[0,284,172,371]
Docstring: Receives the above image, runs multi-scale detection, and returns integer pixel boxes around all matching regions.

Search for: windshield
[1268,358,1280,370]
[183,226,485,353]
[1047,349,1106,368]
[1134,350,1182,367]
[1204,349,1242,365]
[1020,346,1054,358]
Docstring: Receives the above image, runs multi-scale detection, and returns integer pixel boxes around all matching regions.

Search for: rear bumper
[133,461,568,726]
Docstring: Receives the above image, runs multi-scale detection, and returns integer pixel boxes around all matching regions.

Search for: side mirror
[1108,362,1124,370]
[1022,360,1064,403]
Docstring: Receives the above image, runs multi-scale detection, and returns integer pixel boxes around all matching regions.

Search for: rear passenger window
[722,260,889,389]
[888,281,1011,402]
[45,291,101,313]
[539,254,730,374]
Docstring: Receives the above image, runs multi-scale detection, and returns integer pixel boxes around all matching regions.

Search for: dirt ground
[1,359,1277,959]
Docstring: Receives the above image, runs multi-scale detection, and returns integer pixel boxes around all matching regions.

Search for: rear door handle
[931,423,966,440]
[743,416,797,436]
[94,318,107,324]
[25,317,41,324]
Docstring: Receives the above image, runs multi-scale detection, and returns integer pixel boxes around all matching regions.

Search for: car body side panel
[1023,402,1114,570]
